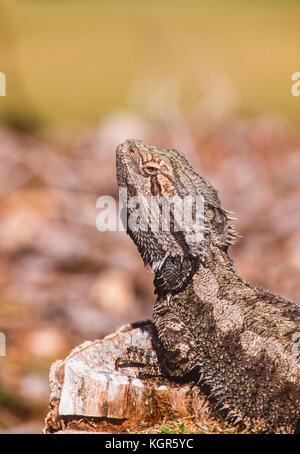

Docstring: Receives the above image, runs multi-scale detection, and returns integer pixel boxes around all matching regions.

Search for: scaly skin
[116,139,300,433]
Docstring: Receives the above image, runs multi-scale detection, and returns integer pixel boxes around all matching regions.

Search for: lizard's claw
[189,361,206,385]
[115,357,121,371]
[190,361,203,373]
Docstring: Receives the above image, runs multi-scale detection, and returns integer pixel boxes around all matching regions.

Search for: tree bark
[44,321,214,434]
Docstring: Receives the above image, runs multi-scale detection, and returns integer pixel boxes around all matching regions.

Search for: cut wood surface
[44,321,217,434]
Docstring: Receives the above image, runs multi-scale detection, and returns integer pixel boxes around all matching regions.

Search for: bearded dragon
[115,139,300,433]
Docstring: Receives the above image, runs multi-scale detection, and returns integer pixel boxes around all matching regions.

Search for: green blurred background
[0,0,299,130]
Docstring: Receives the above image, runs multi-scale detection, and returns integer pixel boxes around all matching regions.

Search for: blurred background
[0,0,300,433]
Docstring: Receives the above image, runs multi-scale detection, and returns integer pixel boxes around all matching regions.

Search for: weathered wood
[44,321,214,433]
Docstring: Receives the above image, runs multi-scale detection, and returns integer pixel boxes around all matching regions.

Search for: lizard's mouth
[116,139,144,187]
[116,139,144,163]
[116,141,132,185]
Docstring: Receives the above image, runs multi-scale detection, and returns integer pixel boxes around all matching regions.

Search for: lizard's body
[116,139,300,433]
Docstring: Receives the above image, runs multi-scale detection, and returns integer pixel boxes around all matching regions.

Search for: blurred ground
[0,112,300,433]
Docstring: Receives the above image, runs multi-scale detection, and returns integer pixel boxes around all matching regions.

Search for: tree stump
[44,321,217,434]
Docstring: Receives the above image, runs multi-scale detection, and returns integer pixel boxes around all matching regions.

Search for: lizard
[115,138,300,433]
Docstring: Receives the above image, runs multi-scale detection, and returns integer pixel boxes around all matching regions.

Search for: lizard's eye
[144,165,158,176]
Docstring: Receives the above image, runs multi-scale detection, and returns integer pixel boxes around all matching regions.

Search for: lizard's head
[116,139,185,195]
[116,139,237,293]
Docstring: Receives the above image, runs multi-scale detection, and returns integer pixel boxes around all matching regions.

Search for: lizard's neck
[154,243,243,301]
[206,243,236,275]
[204,243,244,294]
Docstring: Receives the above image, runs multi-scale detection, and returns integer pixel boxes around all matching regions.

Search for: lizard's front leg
[115,345,163,377]
[115,297,199,379]
[153,296,199,378]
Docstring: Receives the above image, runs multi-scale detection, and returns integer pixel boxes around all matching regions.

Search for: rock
[44,322,213,434]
